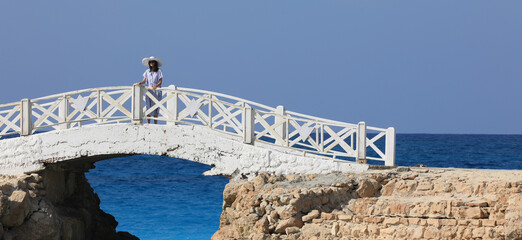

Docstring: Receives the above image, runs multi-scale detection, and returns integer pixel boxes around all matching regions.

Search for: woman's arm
[135,77,146,86]
[152,78,162,90]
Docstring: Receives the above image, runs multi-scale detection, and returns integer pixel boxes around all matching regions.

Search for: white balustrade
[0,102,21,137]
[385,127,396,166]
[166,85,178,125]
[243,105,255,144]
[21,99,32,136]
[0,86,396,166]
[356,122,367,164]
[132,85,143,124]
[275,105,286,145]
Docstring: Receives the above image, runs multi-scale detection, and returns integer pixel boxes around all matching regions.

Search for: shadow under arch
[85,155,229,240]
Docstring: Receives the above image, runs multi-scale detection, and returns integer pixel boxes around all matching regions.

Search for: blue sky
[1,1,521,134]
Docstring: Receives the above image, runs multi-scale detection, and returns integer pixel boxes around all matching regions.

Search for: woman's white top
[143,69,163,87]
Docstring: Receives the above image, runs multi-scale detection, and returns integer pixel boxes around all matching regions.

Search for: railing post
[96,90,102,120]
[208,94,213,128]
[166,85,178,125]
[20,99,33,136]
[356,121,367,164]
[59,95,70,130]
[275,105,286,145]
[243,105,255,144]
[132,85,143,124]
[385,127,396,166]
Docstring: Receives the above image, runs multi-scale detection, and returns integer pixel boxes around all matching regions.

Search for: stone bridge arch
[0,124,366,177]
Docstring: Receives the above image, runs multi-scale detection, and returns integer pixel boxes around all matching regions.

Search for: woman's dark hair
[149,61,159,72]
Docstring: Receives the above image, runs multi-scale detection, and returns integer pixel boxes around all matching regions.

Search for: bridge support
[21,99,33,136]
[132,85,143,124]
[385,127,396,166]
[356,121,366,164]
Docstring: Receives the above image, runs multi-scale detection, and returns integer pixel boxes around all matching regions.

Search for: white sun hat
[142,56,163,67]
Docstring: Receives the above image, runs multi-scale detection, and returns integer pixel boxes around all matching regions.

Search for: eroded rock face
[0,162,139,240]
[1,190,29,227]
[505,194,522,240]
[212,168,522,240]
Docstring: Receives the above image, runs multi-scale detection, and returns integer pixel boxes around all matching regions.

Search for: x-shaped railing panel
[67,91,99,124]
[0,104,21,136]
[100,90,132,119]
[143,90,171,118]
[322,126,357,155]
[209,97,244,134]
[366,131,386,159]
[287,120,321,151]
[32,98,62,130]
[176,93,210,125]
[254,111,286,144]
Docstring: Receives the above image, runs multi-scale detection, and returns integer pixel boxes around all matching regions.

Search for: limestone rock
[1,183,14,196]
[505,194,522,240]
[396,167,410,172]
[300,223,327,238]
[274,217,303,233]
[0,169,129,240]
[3,211,61,240]
[254,216,269,234]
[61,216,85,240]
[253,174,267,191]
[302,210,320,222]
[0,195,7,216]
[213,169,521,239]
[465,207,486,219]
[381,179,396,196]
[416,181,433,191]
[331,222,339,236]
[320,212,336,220]
[356,179,378,198]
[401,173,418,180]
[222,183,239,208]
[285,226,300,235]
[2,190,29,227]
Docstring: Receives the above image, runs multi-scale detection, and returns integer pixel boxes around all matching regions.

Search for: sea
[85,134,522,240]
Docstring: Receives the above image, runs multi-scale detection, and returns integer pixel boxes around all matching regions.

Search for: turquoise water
[86,156,228,240]
[85,134,522,239]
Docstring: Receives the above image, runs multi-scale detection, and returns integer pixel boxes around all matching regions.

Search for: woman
[136,56,163,124]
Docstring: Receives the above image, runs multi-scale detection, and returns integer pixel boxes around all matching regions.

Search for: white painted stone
[0,124,368,177]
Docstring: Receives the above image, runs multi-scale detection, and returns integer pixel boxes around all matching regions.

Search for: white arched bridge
[0,86,395,176]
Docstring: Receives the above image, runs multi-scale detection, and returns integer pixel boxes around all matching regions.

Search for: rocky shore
[0,161,139,240]
[212,167,522,240]
[0,163,520,240]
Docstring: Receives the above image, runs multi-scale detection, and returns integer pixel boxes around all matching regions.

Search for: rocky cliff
[0,161,139,240]
[212,167,522,240]
[1,162,520,240]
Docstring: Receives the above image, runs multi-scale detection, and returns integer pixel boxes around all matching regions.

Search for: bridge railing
[0,86,395,166]
[0,102,21,137]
